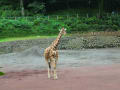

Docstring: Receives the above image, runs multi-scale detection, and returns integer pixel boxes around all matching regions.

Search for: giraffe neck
[51,32,62,49]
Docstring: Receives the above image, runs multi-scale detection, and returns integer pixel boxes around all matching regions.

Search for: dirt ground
[0,47,120,90]
[0,46,120,72]
[0,64,120,90]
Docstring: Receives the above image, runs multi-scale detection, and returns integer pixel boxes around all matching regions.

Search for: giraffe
[44,27,66,79]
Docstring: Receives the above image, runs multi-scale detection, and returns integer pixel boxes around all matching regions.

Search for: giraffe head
[59,27,67,35]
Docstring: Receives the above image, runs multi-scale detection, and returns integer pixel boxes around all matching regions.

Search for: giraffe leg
[49,61,53,78]
[48,67,50,79]
[53,60,58,80]
[54,53,58,80]
[48,61,51,79]
[54,66,58,80]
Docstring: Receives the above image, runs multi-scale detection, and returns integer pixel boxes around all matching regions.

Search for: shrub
[0,14,120,38]
[0,72,5,76]
[0,19,33,37]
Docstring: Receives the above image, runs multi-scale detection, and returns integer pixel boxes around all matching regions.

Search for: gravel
[0,46,120,72]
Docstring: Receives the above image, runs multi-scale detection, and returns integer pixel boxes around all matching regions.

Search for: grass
[0,35,58,43]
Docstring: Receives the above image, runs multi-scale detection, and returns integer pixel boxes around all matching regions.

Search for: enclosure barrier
[0,13,119,20]
[0,31,120,54]
[76,31,120,37]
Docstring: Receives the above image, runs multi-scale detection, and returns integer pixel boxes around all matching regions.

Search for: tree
[20,0,25,16]
[66,0,70,9]
[98,0,104,18]
[28,1,45,14]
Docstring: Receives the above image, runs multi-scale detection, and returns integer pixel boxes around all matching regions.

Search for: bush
[32,18,68,35]
[0,14,120,38]
[0,19,33,37]
[0,72,5,76]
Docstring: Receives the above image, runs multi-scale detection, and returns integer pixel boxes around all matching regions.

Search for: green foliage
[0,5,21,17]
[63,16,120,33]
[0,72,5,76]
[28,1,45,14]
[0,17,68,37]
[32,18,68,35]
[0,14,120,38]
[49,9,98,16]
[0,19,33,37]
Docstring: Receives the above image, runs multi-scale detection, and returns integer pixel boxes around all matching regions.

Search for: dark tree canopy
[0,0,120,16]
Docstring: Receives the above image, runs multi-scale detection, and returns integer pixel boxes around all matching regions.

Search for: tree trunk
[20,0,25,16]
[98,0,104,18]
[66,0,70,9]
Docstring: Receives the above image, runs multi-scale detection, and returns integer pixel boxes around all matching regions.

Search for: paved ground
[0,64,120,90]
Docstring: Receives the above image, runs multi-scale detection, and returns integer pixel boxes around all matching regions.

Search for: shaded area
[0,46,120,72]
